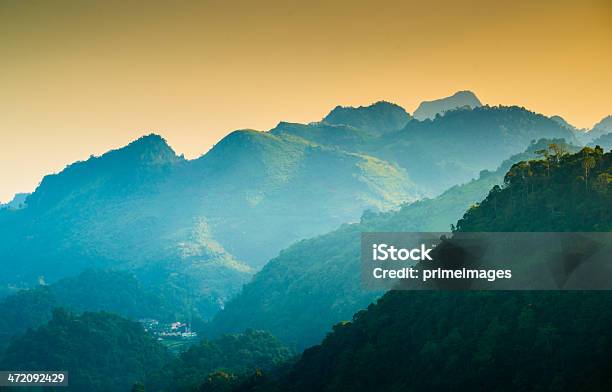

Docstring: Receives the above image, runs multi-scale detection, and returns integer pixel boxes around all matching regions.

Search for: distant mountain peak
[593,115,612,131]
[124,133,171,151]
[413,90,482,121]
[549,115,576,130]
[0,192,29,210]
[322,100,411,134]
[579,115,612,143]
[107,133,179,164]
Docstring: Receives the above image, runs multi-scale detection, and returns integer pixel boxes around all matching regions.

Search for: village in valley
[139,319,198,353]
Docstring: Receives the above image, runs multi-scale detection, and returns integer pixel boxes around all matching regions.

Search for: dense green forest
[170,330,294,391]
[0,309,293,392]
[455,145,611,232]
[207,139,578,348]
[1,310,173,392]
[222,147,612,391]
[0,269,202,353]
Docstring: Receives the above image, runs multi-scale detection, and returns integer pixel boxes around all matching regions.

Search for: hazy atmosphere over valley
[1,1,611,391]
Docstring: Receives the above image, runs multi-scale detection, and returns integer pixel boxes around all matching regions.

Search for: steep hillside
[0,135,253,317]
[456,146,611,232]
[235,148,612,392]
[191,129,420,265]
[270,122,371,152]
[549,115,576,130]
[170,329,293,391]
[573,115,612,144]
[593,115,612,131]
[277,291,612,392]
[322,101,411,134]
[207,139,576,348]
[591,133,612,150]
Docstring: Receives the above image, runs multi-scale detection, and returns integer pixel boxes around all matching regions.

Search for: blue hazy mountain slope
[590,132,612,150]
[276,104,578,195]
[0,135,253,318]
[0,129,420,313]
[584,115,612,142]
[549,115,576,130]
[322,101,411,134]
[0,193,29,210]
[374,106,577,194]
[270,122,372,152]
[207,139,576,348]
[185,129,421,265]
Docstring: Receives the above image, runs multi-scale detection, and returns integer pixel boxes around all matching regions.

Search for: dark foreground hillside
[0,310,173,392]
[0,311,294,392]
[219,147,612,392]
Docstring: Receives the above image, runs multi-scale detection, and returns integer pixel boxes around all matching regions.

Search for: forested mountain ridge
[0,136,254,319]
[570,115,612,144]
[322,101,411,134]
[190,128,420,265]
[276,104,578,194]
[374,105,578,194]
[170,329,294,391]
[456,145,611,232]
[0,130,419,317]
[549,115,576,131]
[207,139,578,348]
[586,115,612,141]
[225,147,612,392]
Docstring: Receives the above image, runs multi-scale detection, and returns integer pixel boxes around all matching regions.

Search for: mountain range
[0,91,604,322]
[0,133,417,316]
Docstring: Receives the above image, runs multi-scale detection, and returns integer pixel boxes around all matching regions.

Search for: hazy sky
[1,0,611,203]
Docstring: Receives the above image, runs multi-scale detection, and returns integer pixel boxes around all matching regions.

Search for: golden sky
[1,0,611,202]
